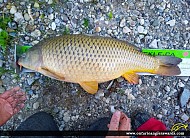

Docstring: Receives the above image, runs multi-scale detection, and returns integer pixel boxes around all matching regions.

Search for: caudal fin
[155,56,182,76]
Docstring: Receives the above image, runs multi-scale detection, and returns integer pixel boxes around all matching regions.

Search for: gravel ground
[0,0,190,137]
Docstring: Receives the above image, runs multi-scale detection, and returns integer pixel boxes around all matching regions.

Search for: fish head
[18,47,42,71]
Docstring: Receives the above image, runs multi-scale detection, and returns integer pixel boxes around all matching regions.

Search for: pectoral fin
[122,72,139,84]
[79,81,98,94]
[38,67,65,81]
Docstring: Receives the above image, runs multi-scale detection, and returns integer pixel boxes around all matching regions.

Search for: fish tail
[154,56,182,76]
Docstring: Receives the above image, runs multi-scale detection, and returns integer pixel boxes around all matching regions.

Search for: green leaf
[0,30,9,39]
[0,67,8,76]
[63,26,70,35]
[107,11,113,20]
[0,17,11,30]
[83,18,89,28]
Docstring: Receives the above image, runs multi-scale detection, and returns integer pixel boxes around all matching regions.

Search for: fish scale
[18,34,182,94]
[42,35,155,82]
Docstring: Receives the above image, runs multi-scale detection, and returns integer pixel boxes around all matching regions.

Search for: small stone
[180,88,190,107]
[48,0,53,4]
[181,114,189,121]
[149,39,158,48]
[31,29,41,38]
[87,113,91,116]
[175,106,180,110]
[120,18,126,27]
[95,89,104,99]
[34,2,40,8]
[33,102,40,109]
[180,77,189,82]
[31,40,39,45]
[178,82,185,87]
[166,19,176,26]
[48,14,54,20]
[0,59,3,67]
[123,26,131,34]
[28,90,33,95]
[47,7,54,13]
[51,22,56,30]
[187,102,190,108]
[139,18,144,25]
[53,107,59,114]
[0,86,5,94]
[61,14,68,22]
[182,20,188,25]
[55,18,60,24]
[152,19,160,27]
[117,77,124,82]
[24,13,30,21]
[107,29,112,34]
[63,112,70,122]
[162,109,167,115]
[95,27,101,32]
[10,6,17,14]
[157,114,162,119]
[67,2,73,9]
[137,26,144,34]
[14,12,24,22]
[110,105,115,113]
[164,86,170,92]
[27,78,35,85]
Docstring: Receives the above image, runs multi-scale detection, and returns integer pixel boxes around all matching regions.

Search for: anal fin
[122,72,139,84]
[79,81,98,94]
[38,67,65,81]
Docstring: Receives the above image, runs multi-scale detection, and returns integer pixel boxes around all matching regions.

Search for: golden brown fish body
[18,34,182,94]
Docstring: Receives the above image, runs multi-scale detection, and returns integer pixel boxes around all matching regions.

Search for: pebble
[123,26,131,34]
[0,59,3,67]
[47,7,54,13]
[149,39,158,48]
[61,14,69,22]
[48,0,53,4]
[152,19,160,27]
[181,114,189,121]
[120,18,126,27]
[110,105,115,113]
[51,22,56,30]
[175,106,180,110]
[48,14,54,20]
[10,6,17,14]
[166,19,176,26]
[117,77,124,82]
[95,27,101,33]
[27,78,35,85]
[178,82,185,87]
[157,114,163,119]
[14,12,24,22]
[137,26,144,34]
[139,18,144,25]
[63,112,70,122]
[95,89,104,99]
[164,86,170,92]
[31,30,41,38]
[182,20,188,25]
[24,13,30,21]
[162,109,168,115]
[180,88,190,107]
[34,2,40,8]
[33,102,40,109]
